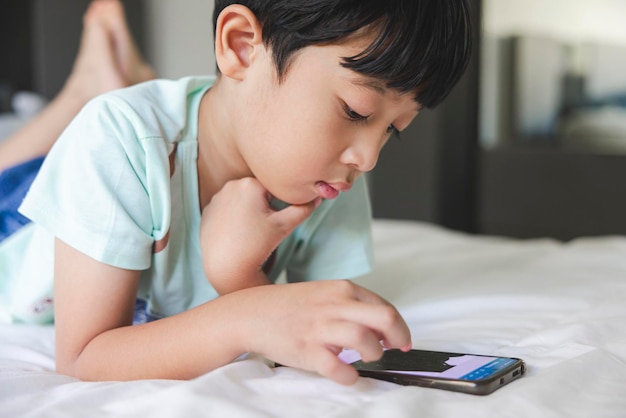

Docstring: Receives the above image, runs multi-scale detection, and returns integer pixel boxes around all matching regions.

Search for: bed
[1,218,625,417]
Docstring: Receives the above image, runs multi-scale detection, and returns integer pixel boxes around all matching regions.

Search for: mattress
[1,219,625,417]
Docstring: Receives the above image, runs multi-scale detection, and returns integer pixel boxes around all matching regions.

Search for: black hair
[213,0,472,108]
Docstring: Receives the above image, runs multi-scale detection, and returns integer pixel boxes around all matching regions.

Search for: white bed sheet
[1,219,626,417]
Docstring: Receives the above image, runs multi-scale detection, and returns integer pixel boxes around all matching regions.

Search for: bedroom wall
[483,0,626,44]
[143,0,216,79]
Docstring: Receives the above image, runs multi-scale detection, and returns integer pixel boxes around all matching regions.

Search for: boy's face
[234,38,420,205]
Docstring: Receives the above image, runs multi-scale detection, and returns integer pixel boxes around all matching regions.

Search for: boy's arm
[54,238,245,380]
[54,238,411,383]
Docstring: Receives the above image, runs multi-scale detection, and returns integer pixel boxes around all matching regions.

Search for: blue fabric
[0,156,45,242]
[133,298,162,324]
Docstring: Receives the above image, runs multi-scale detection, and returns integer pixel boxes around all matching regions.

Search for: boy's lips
[315,181,351,200]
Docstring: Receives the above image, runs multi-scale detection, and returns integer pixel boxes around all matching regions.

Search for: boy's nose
[340,138,381,173]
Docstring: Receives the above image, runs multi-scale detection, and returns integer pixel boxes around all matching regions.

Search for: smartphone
[339,348,526,396]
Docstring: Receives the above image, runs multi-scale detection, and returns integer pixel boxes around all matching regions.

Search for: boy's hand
[200,177,321,294]
[230,280,412,385]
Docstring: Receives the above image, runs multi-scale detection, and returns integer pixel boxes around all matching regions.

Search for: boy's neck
[196,81,252,210]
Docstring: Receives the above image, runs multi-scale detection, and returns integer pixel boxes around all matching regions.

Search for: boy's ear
[214,5,264,81]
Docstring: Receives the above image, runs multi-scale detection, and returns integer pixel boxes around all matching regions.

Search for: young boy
[0,0,471,385]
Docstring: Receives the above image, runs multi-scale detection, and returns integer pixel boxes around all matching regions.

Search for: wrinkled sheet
[1,219,625,417]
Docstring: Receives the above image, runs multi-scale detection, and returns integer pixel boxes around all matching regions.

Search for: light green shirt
[2,77,373,324]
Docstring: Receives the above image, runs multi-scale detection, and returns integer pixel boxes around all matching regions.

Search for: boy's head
[213,0,472,109]
[206,0,472,206]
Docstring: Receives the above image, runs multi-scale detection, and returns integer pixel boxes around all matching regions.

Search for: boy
[0,0,471,385]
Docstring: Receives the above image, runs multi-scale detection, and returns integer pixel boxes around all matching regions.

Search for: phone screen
[339,349,518,381]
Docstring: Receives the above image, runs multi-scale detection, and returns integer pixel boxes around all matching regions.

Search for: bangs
[341,1,472,108]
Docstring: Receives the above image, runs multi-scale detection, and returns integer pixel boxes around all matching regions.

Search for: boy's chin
[268,191,317,207]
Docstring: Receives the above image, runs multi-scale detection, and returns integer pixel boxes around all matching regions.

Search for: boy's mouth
[316,181,340,199]
[315,181,351,200]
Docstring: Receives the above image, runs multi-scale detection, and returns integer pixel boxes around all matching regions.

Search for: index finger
[339,295,412,352]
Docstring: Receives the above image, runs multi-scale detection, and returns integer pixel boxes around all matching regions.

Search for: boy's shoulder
[84,76,215,142]
[104,76,216,112]
[122,75,215,95]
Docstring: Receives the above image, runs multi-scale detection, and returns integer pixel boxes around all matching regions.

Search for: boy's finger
[336,300,412,352]
[269,197,321,230]
[319,320,384,364]
[312,347,360,385]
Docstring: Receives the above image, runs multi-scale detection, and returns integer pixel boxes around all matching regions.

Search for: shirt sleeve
[286,175,374,282]
[19,95,171,270]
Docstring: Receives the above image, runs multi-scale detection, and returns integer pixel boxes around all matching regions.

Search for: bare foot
[62,0,155,105]
[0,0,157,172]
[97,0,156,85]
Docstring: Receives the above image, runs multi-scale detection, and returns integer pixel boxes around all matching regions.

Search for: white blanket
[1,219,625,417]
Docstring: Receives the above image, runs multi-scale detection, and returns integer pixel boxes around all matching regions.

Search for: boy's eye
[342,101,401,140]
[386,124,401,140]
[342,102,369,122]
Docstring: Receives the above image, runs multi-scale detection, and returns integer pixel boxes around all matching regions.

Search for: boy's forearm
[63,294,249,381]
[58,281,412,385]
[209,269,272,296]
